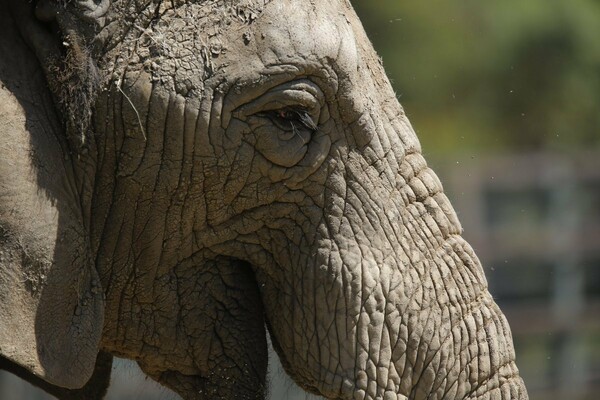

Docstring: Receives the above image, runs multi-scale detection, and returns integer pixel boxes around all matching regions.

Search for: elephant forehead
[120,0,357,94]
[251,0,359,72]
[111,1,269,96]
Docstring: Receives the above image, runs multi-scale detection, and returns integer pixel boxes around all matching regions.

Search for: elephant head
[0,0,528,399]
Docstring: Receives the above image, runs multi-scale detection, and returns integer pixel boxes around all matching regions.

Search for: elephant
[0,0,528,399]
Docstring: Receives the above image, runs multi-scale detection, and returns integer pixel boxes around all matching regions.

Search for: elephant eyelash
[258,108,318,133]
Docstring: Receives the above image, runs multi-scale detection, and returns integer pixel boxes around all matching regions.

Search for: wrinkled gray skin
[0,0,528,399]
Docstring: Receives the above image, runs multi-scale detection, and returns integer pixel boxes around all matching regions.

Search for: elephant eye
[257,107,318,133]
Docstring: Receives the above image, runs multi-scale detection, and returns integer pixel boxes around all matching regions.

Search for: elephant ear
[0,7,104,389]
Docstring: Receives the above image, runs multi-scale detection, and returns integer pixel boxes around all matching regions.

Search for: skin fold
[0,0,529,399]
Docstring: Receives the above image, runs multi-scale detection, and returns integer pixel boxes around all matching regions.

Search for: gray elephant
[0,0,528,399]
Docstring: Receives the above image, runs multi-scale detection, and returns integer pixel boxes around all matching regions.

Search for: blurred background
[1,0,598,398]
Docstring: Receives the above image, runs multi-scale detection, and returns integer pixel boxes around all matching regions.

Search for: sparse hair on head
[48,29,100,146]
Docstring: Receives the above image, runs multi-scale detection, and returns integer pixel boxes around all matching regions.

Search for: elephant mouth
[265,303,371,400]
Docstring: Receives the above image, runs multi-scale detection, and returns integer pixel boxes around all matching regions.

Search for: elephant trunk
[264,141,527,399]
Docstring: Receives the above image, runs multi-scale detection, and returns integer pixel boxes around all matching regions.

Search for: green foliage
[352,0,600,154]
